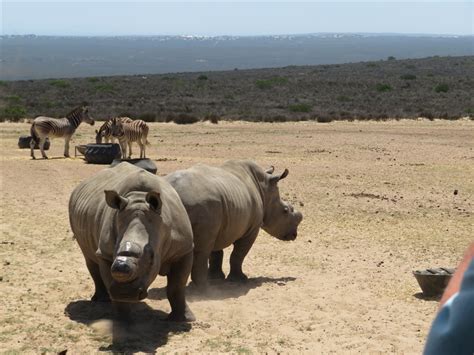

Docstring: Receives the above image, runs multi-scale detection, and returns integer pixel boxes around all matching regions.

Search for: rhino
[165,160,303,289]
[69,163,195,321]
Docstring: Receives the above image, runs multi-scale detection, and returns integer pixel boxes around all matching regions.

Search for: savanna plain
[0,119,473,353]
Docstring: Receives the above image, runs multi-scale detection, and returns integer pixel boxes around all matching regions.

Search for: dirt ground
[1,119,473,354]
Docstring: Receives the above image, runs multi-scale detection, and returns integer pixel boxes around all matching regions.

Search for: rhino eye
[283,206,289,214]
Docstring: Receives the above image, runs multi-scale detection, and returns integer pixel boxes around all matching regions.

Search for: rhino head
[104,189,164,302]
[261,166,303,241]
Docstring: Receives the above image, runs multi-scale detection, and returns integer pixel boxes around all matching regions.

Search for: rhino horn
[270,168,289,184]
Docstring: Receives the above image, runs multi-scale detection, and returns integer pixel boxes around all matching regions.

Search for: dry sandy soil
[0,120,473,354]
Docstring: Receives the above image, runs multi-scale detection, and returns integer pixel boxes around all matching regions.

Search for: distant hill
[1,34,473,80]
[1,56,473,122]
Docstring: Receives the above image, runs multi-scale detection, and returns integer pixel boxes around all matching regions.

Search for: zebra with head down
[95,117,133,144]
[109,117,150,159]
[30,104,95,159]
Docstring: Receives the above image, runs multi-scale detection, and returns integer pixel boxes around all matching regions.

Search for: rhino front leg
[85,258,110,302]
[166,251,195,322]
[227,229,259,283]
[208,250,225,280]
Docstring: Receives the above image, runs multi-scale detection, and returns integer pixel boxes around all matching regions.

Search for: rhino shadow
[148,276,297,301]
[65,300,191,353]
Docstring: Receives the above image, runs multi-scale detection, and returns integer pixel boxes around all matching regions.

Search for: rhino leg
[166,251,195,322]
[227,229,259,283]
[191,250,211,290]
[208,250,225,280]
[85,258,110,302]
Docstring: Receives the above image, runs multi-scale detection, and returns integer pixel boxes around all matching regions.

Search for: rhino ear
[146,191,162,213]
[269,169,289,184]
[104,190,128,210]
[265,165,275,174]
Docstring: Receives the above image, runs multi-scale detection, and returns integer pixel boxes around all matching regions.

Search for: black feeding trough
[413,268,455,297]
[110,158,158,174]
[18,136,50,150]
[76,143,122,164]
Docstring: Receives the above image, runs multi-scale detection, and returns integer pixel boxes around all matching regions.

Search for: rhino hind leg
[208,250,225,280]
[85,258,111,302]
[227,229,259,283]
[166,251,195,322]
[191,250,211,290]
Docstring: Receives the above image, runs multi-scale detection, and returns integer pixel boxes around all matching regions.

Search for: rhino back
[166,164,263,251]
[70,163,193,263]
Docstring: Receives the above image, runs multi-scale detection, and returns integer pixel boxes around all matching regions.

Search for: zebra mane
[65,106,85,119]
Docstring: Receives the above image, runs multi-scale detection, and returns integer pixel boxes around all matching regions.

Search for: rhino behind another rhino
[165,160,303,289]
[69,163,195,321]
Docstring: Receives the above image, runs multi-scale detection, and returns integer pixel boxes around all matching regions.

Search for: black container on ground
[110,158,158,174]
[413,268,455,297]
[18,136,50,150]
[84,143,121,164]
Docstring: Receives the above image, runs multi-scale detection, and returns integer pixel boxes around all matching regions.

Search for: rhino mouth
[280,230,298,241]
[109,280,148,302]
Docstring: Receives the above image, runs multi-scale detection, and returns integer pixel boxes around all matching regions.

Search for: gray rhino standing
[165,160,303,290]
[69,163,195,321]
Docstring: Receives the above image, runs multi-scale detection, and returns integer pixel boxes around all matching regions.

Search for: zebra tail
[30,123,40,144]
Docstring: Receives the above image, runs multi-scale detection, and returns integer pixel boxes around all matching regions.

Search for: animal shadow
[148,276,297,301]
[65,300,191,353]
[413,292,441,302]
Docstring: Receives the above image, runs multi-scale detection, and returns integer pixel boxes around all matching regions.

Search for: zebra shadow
[148,276,297,301]
[65,300,191,353]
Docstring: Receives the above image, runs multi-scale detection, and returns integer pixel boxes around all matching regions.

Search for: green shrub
[173,113,199,125]
[50,80,70,88]
[387,56,396,61]
[316,116,333,123]
[1,106,27,121]
[94,83,115,93]
[289,103,312,113]
[434,83,449,93]
[6,95,22,103]
[400,74,417,80]
[87,77,100,83]
[138,113,156,122]
[255,77,288,89]
[366,63,378,68]
[337,95,351,102]
[203,113,220,124]
[0,80,8,87]
[197,75,208,81]
[376,83,392,92]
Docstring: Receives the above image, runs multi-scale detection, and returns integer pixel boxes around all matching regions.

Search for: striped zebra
[30,104,95,159]
[109,117,150,159]
[95,117,133,144]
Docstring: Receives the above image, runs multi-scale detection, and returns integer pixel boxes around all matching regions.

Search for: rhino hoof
[226,272,248,283]
[167,310,196,322]
[208,270,226,281]
[91,292,111,302]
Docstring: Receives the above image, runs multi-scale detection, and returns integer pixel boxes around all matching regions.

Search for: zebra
[30,104,95,159]
[109,117,150,159]
[95,117,133,144]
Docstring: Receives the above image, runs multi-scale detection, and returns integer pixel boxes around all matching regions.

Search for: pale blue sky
[2,1,473,36]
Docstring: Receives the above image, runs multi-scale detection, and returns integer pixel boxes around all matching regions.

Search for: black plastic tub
[18,136,50,150]
[413,268,455,297]
[83,143,121,164]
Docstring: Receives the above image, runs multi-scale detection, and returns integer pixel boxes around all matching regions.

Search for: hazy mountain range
[1,33,473,80]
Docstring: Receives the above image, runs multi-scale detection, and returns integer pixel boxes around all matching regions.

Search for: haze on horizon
[2,1,473,37]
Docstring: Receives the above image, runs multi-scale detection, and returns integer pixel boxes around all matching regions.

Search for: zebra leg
[139,142,145,159]
[64,136,71,158]
[120,141,127,159]
[30,138,36,159]
[39,138,48,159]
[128,142,132,159]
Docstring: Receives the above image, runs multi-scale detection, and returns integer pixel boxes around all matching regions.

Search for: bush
[316,116,333,123]
[255,77,288,89]
[366,63,378,68]
[6,95,22,103]
[400,74,417,80]
[289,103,312,113]
[138,113,156,122]
[376,83,392,92]
[87,77,100,83]
[0,80,7,87]
[387,56,396,61]
[50,80,70,88]
[1,106,27,121]
[337,95,351,102]
[203,113,220,124]
[95,83,115,93]
[434,83,449,93]
[172,113,199,125]
[197,75,208,81]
